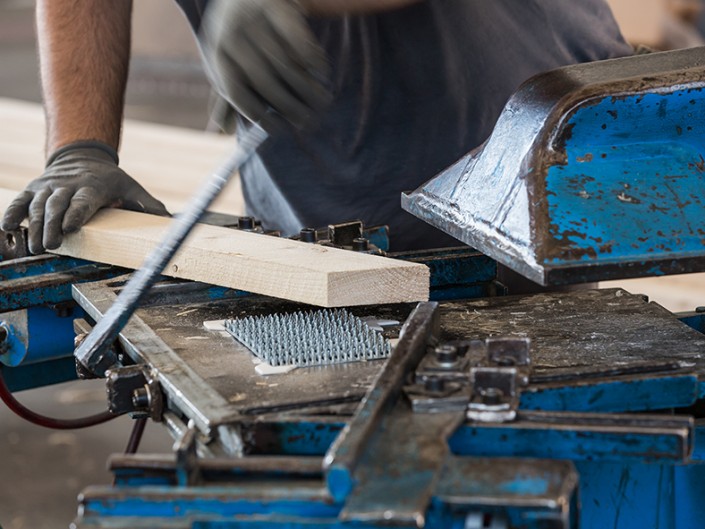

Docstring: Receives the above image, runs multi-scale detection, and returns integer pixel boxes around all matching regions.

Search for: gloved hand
[1,141,169,254]
[200,0,331,131]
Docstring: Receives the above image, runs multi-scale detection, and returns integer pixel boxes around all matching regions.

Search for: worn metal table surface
[439,288,705,375]
[74,281,705,435]
[74,279,414,431]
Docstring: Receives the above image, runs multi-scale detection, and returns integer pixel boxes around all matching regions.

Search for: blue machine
[403,47,705,286]
[1,48,705,529]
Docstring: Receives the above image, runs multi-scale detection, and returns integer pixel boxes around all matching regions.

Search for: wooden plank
[0,187,429,307]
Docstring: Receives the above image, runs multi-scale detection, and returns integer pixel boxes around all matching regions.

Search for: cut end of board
[325,263,430,307]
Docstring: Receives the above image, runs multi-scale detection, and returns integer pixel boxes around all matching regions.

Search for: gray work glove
[1,141,169,254]
[199,0,331,131]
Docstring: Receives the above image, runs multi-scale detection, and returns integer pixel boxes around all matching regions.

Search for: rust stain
[695,155,705,173]
[617,192,641,204]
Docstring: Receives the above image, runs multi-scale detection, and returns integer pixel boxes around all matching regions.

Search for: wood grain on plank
[0,187,429,307]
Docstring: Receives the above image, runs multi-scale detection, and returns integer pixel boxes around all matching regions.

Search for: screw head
[299,228,316,243]
[435,344,459,365]
[495,356,516,367]
[479,387,504,405]
[237,216,255,230]
[425,377,445,392]
[132,387,150,409]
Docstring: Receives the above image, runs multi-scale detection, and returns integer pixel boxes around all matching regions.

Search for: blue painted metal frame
[2,249,704,527]
[0,255,124,389]
[0,356,77,392]
[520,374,699,413]
[679,311,705,335]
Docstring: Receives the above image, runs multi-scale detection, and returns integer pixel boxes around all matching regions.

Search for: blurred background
[0,0,704,527]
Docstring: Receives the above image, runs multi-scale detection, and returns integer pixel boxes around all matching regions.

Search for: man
[2,0,632,255]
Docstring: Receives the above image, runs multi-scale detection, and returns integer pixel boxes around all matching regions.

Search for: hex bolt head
[435,344,459,365]
[299,228,317,243]
[495,356,516,367]
[425,377,446,392]
[352,238,369,252]
[479,387,504,405]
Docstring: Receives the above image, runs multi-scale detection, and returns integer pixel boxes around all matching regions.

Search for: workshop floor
[1,2,705,529]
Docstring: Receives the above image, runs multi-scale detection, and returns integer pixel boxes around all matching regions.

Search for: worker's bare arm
[36,0,132,153]
[1,0,168,255]
[299,0,423,16]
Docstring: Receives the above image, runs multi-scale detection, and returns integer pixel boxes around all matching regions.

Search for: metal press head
[403,47,705,286]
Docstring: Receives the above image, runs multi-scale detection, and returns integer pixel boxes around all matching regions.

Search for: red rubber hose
[0,368,117,429]
[125,417,147,454]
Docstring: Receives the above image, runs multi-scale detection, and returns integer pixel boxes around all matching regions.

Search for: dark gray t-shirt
[176,0,632,251]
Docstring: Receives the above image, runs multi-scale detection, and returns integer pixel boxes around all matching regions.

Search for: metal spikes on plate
[224,309,392,367]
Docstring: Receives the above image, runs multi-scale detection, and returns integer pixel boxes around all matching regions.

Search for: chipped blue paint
[449,424,686,463]
[520,375,699,413]
[576,460,676,529]
[82,490,341,519]
[545,89,705,267]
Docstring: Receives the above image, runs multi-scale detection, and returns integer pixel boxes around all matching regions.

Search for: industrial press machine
[1,47,705,529]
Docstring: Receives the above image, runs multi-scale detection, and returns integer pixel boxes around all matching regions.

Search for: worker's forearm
[299,0,422,16]
[36,0,132,154]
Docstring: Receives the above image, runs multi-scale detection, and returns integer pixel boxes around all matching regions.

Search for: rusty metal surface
[73,278,415,434]
[324,302,439,503]
[435,456,577,511]
[438,288,705,379]
[403,47,705,285]
[74,277,704,439]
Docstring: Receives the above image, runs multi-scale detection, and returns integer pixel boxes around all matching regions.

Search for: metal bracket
[467,367,519,423]
[175,424,201,486]
[406,337,531,420]
[106,364,165,421]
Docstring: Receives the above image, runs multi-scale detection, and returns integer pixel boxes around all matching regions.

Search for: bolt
[352,238,369,252]
[495,356,516,367]
[132,387,150,409]
[435,344,458,365]
[479,387,504,406]
[299,228,317,243]
[425,377,445,392]
[74,332,89,348]
[237,216,255,230]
